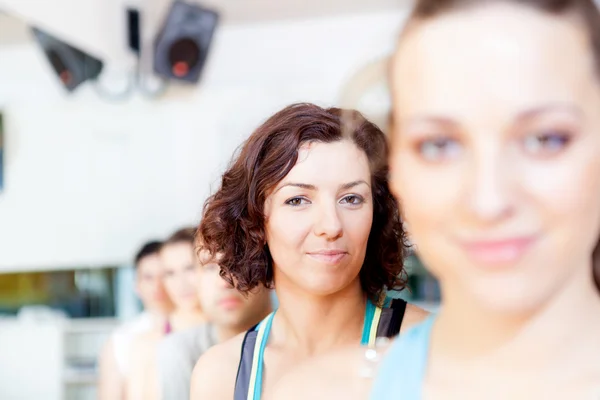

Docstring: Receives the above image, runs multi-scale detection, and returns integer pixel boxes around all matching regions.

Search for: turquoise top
[369,316,436,400]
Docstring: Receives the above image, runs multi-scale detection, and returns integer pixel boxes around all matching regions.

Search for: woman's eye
[417,137,462,162]
[340,195,364,205]
[285,197,309,206]
[522,131,572,156]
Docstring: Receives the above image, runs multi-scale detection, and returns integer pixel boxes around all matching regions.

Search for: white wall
[0,321,64,399]
[0,11,409,272]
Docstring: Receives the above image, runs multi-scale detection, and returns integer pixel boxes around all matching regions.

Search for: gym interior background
[0,1,439,399]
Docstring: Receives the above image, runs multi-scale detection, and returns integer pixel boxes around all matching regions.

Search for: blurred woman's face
[160,242,201,311]
[135,253,171,313]
[264,140,373,296]
[390,3,600,312]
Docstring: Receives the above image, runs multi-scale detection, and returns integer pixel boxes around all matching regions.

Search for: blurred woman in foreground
[272,1,600,399]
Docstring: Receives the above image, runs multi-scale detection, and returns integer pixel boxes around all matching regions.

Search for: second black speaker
[154,1,219,83]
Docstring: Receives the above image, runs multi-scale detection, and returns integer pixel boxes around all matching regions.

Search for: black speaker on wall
[153,1,219,83]
[127,8,141,55]
[31,27,104,92]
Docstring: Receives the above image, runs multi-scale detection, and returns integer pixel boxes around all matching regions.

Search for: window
[0,267,120,318]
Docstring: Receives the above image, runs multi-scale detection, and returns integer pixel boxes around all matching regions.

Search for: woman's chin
[300,276,360,298]
[467,276,559,314]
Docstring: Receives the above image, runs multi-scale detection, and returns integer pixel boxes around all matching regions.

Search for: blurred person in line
[98,240,172,400]
[190,103,428,400]
[127,227,205,400]
[159,227,207,331]
[272,0,600,399]
[157,246,273,400]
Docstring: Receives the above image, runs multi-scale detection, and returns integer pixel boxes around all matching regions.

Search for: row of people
[98,229,273,400]
[107,0,600,398]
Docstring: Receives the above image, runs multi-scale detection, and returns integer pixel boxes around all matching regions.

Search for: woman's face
[390,3,600,312]
[160,242,201,311]
[264,139,373,296]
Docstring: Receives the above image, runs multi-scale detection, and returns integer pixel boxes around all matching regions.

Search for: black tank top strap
[234,326,259,400]
[376,298,408,338]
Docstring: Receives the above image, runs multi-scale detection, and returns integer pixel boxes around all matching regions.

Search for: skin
[161,242,205,329]
[269,3,600,399]
[98,339,123,400]
[391,4,600,398]
[190,140,427,399]
[157,257,273,400]
[98,253,171,400]
[196,254,272,342]
[135,253,172,314]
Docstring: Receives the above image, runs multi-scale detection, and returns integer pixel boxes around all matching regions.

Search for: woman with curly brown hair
[190,103,428,400]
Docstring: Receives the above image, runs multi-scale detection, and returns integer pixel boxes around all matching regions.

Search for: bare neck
[215,303,273,343]
[215,325,245,343]
[270,278,367,356]
[170,308,205,332]
[433,264,600,366]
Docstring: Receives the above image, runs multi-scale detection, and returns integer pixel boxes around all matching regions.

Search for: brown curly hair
[197,103,409,303]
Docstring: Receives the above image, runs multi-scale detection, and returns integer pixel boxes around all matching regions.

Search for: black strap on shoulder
[233,326,258,400]
[388,298,407,336]
[376,298,408,338]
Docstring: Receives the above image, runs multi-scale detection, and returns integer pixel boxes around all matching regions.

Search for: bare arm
[98,338,124,400]
[127,334,161,400]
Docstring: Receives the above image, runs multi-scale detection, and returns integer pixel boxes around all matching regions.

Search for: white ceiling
[202,0,408,24]
[0,0,409,48]
[0,11,29,46]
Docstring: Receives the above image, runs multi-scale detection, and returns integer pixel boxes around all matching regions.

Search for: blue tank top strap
[362,298,395,346]
[361,299,377,345]
[233,313,275,400]
[370,316,435,400]
[234,328,258,400]
[248,312,275,400]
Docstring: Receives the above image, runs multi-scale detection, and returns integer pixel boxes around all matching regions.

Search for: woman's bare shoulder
[190,332,246,400]
[401,302,431,333]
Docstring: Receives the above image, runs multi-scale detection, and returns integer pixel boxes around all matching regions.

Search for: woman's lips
[307,250,348,265]
[218,297,243,310]
[459,235,538,266]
